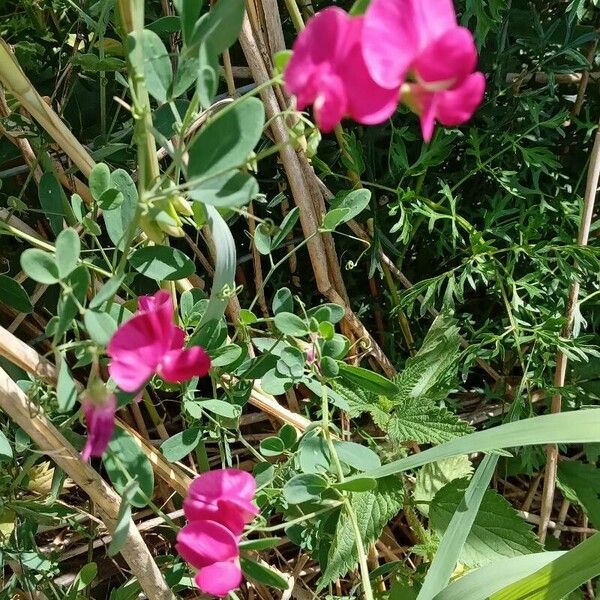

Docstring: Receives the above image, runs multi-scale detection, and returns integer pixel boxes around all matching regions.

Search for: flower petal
[108,354,155,393]
[157,346,211,384]
[342,18,399,125]
[436,72,486,126]
[188,468,257,503]
[414,27,477,86]
[81,395,116,461]
[175,520,238,570]
[107,291,176,389]
[195,559,242,598]
[362,0,457,89]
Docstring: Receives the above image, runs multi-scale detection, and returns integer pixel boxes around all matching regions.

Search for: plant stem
[345,498,375,600]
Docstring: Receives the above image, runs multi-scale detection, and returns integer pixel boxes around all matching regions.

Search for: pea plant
[0,0,600,599]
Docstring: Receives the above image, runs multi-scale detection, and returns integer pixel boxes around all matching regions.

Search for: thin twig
[538,117,600,542]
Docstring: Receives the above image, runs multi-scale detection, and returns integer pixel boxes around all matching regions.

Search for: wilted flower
[107,290,211,393]
[284,7,399,132]
[362,0,485,141]
[80,387,116,461]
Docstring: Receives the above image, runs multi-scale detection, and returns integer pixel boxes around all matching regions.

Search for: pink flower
[107,290,211,393]
[177,469,259,597]
[81,393,116,461]
[284,7,399,132]
[362,0,485,141]
[176,520,242,597]
[183,469,259,535]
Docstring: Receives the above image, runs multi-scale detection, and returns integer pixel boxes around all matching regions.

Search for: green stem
[284,0,305,32]
[345,498,375,600]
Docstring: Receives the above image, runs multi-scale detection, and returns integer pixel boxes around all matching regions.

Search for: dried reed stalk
[0,366,175,600]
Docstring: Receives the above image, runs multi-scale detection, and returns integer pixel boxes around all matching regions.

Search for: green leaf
[20,249,59,284]
[210,344,243,368]
[320,476,403,587]
[334,477,377,492]
[104,428,154,508]
[84,310,118,345]
[89,163,111,201]
[197,40,219,108]
[276,347,305,378]
[188,97,264,182]
[278,423,298,449]
[436,552,565,600]
[199,206,236,326]
[272,288,293,315]
[89,274,125,310]
[107,480,138,557]
[557,460,600,528]
[260,436,286,457]
[55,228,80,278]
[0,430,12,462]
[129,246,195,280]
[274,312,308,337]
[69,562,98,593]
[430,477,541,568]
[284,473,329,504]
[308,303,345,324]
[417,455,497,600]
[329,188,371,222]
[190,170,259,207]
[97,188,124,211]
[386,400,473,445]
[160,428,203,462]
[190,0,245,54]
[56,266,89,339]
[355,409,600,481]
[298,434,330,474]
[239,556,288,591]
[174,0,203,44]
[491,532,600,600]
[414,455,473,516]
[38,172,66,235]
[104,169,138,250]
[57,359,77,413]
[271,207,300,250]
[239,537,281,551]
[0,275,32,313]
[337,363,398,395]
[334,441,381,471]
[322,207,351,231]
[130,30,172,103]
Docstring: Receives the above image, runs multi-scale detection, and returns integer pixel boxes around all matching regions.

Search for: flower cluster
[80,290,211,461]
[176,469,259,597]
[284,0,485,141]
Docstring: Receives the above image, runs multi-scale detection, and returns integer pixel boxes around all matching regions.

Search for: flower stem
[345,498,375,600]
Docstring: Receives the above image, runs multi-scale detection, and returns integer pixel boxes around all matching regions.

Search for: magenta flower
[177,469,259,597]
[176,520,242,597]
[107,290,211,393]
[81,393,116,461]
[284,7,399,132]
[362,0,485,141]
[183,468,259,535]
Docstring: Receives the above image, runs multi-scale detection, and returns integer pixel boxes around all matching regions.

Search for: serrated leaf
[386,400,473,445]
[414,455,473,516]
[319,476,403,587]
[430,478,541,568]
[557,460,600,528]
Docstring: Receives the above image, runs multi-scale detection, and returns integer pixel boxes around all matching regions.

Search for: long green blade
[434,553,565,600]
[418,455,499,600]
[358,409,600,480]
[491,532,600,600]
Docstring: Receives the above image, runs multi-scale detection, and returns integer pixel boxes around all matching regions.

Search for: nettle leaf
[414,455,473,516]
[430,478,541,568]
[557,460,600,528]
[319,476,403,587]
[386,399,473,445]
